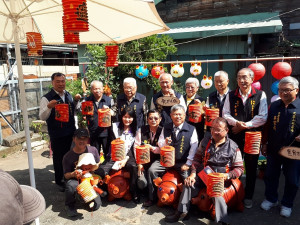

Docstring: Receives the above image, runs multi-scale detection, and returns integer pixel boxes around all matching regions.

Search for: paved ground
[0,149,299,225]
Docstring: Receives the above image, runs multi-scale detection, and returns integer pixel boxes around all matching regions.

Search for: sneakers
[280,206,292,218]
[243,199,253,209]
[260,199,278,211]
[65,206,79,217]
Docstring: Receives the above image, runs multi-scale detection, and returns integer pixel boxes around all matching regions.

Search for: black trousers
[65,179,101,210]
[51,134,73,185]
[90,135,109,157]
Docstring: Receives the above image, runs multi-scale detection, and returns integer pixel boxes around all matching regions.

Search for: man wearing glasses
[260,76,300,218]
[223,68,268,209]
[150,73,186,126]
[165,117,243,224]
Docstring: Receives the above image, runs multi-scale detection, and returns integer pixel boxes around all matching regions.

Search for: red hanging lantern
[271,62,292,80]
[105,45,119,67]
[26,32,43,57]
[248,63,265,81]
[62,16,80,44]
[62,0,89,32]
[151,66,165,79]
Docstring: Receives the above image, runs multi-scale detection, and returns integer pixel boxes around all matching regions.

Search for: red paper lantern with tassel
[26,32,43,56]
[62,0,89,32]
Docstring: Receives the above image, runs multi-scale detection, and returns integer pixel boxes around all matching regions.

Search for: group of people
[39,69,300,224]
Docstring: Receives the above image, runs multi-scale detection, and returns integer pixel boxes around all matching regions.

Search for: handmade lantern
[111,139,125,161]
[81,101,93,115]
[190,62,202,76]
[271,80,280,95]
[170,63,184,78]
[201,75,213,89]
[248,63,265,81]
[271,95,280,103]
[205,108,219,126]
[153,170,183,207]
[55,104,69,122]
[135,65,149,79]
[251,81,261,90]
[188,104,203,123]
[26,32,43,56]
[76,179,98,203]
[160,146,175,167]
[135,145,150,164]
[151,66,164,79]
[63,31,80,44]
[244,131,262,155]
[105,45,119,67]
[98,108,111,127]
[207,173,224,197]
[62,0,89,32]
[271,62,292,80]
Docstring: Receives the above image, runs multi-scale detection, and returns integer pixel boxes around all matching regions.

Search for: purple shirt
[63,146,100,175]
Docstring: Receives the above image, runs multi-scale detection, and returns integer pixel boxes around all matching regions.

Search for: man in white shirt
[223,68,268,209]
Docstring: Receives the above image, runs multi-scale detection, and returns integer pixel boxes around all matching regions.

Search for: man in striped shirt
[165,117,244,225]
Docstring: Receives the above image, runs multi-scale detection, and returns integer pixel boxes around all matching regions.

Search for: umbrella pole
[12,19,36,189]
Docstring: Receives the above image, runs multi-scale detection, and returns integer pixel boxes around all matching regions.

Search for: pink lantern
[251,81,261,90]
[248,63,265,81]
[271,62,292,80]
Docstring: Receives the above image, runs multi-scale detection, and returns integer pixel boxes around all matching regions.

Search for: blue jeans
[264,153,300,208]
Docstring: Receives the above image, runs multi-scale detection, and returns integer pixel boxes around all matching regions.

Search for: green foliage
[65,79,84,97]
[84,34,177,96]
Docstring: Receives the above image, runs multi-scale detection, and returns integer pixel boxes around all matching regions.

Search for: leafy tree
[84,34,177,98]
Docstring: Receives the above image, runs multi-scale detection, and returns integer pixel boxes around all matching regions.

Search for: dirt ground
[0,149,300,225]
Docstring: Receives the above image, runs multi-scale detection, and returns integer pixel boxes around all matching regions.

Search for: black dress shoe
[165,211,189,223]
[142,200,154,207]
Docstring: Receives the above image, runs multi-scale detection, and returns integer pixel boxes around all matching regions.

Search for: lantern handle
[207,59,209,75]
[256,57,257,63]
[282,56,284,62]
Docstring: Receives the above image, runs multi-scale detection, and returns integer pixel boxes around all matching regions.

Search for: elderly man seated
[165,117,244,225]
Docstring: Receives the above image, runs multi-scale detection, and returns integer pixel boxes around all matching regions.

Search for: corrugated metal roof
[161,12,282,39]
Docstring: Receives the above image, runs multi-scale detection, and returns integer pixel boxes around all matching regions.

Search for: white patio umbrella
[0,0,168,192]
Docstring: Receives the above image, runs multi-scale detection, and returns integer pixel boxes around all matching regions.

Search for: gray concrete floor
[0,149,299,225]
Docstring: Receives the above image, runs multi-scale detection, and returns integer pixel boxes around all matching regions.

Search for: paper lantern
[105,45,119,67]
[55,104,69,122]
[76,180,98,203]
[251,81,261,90]
[271,62,292,80]
[62,0,89,32]
[188,104,203,123]
[207,173,224,197]
[271,80,280,95]
[271,95,280,103]
[136,145,150,164]
[160,146,175,167]
[151,66,164,79]
[190,62,202,76]
[205,108,219,127]
[135,65,149,79]
[201,75,213,89]
[62,16,80,44]
[248,63,265,81]
[81,101,93,115]
[98,108,111,127]
[111,139,125,161]
[244,131,262,155]
[170,63,184,78]
[26,32,43,57]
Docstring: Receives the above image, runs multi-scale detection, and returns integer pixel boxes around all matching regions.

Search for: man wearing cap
[63,128,101,217]
[0,169,46,225]
[77,80,114,157]
[39,72,81,191]
[116,77,147,128]
[151,73,187,126]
